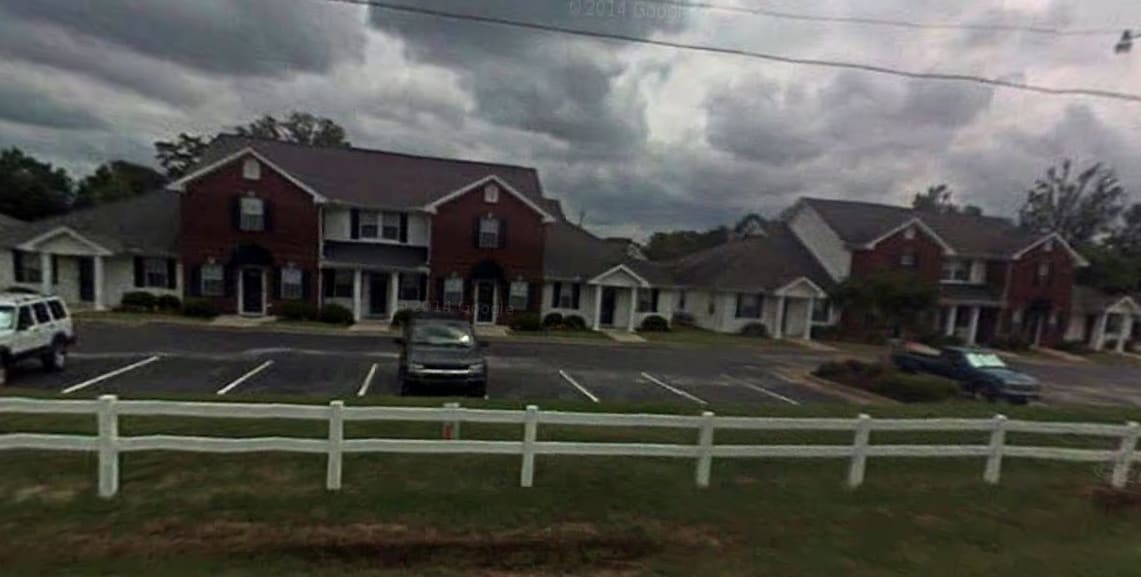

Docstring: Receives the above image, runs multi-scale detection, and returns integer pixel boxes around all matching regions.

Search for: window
[359,211,379,238]
[553,283,578,309]
[1035,262,1052,286]
[32,302,51,324]
[478,217,499,248]
[240,196,265,231]
[940,260,970,282]
[903,226,916,240]
[443,277,463,306]
[677,290,687,311]
[900,250,917,268]
[812,299,831,323]
[281,267,303,300]
[637,289,658,313]
[143,258,168,288]
[1044,238,1054,252]
[13,250,42,284]
[332,270,353,298]
[17,306,34,329]
[707,298,715,316]
[508,281,528,310]
[201,264,224,296]
[382,212,401,240]
[484,183,499,203]
[0,306,12,330]
[735,293,763,319]
[399,274,422,301]
[242,158,260,180]
[47,299,67,320]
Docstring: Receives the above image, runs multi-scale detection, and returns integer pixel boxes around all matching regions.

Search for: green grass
[509,328,610,340]
[4,390,1141,576]
[72,310,210,325]
[640,326,801,347]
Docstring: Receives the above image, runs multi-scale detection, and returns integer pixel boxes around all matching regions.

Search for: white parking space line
[558,370,600,403]
[722,373,801,405]
[357,363,378,397]
[216,360,274,396]
[640,372,708,405]
[61,356,161,395]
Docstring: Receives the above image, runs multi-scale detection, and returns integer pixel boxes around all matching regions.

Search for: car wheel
[42,341,66,372]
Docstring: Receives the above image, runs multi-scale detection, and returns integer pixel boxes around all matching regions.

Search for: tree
[1078,244,1141,294]
[830,271,939,338]
[644,226,730,261]
[154,112,350,178]
[1018,159,1126,245]
[1108,203,1141,253]
[911,184,982,216]
[74,161,167,208]
[0,148,73,220]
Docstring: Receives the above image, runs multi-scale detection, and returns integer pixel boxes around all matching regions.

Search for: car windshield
[410,322,475,347]
[0,306,12,330]
[965,352,1006,369]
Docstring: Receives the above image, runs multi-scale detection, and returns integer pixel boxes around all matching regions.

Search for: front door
[368,273,389,317]
[241,268,264,315]
[600,287,617,326]
[475,280,495,324]
[78,257,95,303]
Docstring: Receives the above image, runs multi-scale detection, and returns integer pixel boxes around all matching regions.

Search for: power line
[321,0,1141,104]
[637,0,1125,37]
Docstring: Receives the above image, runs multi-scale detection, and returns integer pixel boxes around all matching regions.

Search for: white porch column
[352,269,363,322]
[773,295,786,339]
[1092,312,1109,350]
[39,252,52,295]
[1117,315,1134,353]
[387,272,399,320]
[944,305,958,337]
[627,286,638,332]
[802,297,814,340]
[967,306,981,345]
[93,256,105,311]
[592,285,602,330]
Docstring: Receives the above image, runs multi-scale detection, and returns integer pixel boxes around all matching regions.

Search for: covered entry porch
[587,264,663,333]
[320,241,429,322]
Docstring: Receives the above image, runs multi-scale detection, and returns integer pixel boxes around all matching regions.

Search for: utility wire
[637,0,1126,36]
[320,0,1141,104]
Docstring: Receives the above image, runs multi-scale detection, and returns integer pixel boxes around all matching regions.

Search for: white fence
[2,395,1139,498]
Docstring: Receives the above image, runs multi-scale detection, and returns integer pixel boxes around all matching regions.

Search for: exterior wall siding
[1004,241,1075,346]
[849,226,944,283]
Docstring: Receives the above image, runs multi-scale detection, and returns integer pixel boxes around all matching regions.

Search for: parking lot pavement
[1009,359,1141,407]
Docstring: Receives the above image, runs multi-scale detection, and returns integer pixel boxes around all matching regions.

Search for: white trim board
[1010,232,1089,266]
[16,226,114,256]
[166,147,327,203]
[422,175,557,223]
[861,217,956,255]
[587,263,650,288]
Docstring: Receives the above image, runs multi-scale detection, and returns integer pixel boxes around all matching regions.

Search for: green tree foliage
[1078,244,1141,295]
[154,133,209,179]
[1019,159,1125,245]
[644,226,729,261]
[911,184,982,215]
[1108,203,1141,253]
[74,160,166,209]
[830,271,939,337]
[0,148,73,220]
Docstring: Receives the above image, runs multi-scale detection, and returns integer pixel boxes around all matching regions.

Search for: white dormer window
[242,158,260,180]
[1044,238,1054,252]
[903,225,916,240]
[484,183,499,203]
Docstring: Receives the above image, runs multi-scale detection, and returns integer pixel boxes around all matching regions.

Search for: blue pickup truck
[891,345,1041,404]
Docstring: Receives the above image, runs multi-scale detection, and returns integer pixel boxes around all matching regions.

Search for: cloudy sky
[1,0,1140,239]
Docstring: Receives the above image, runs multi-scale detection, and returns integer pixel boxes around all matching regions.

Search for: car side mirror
[393,337,405,346]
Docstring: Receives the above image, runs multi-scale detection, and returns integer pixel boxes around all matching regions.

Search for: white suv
[0,292,76,386]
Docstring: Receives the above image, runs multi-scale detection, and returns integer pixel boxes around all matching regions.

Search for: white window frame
[736,293,762,319]
[479,217,499,248]
[940,259,970,283]
[811,299,832,324]
[359,211,380,239]
[399,274,421,302]
[240,196,265,232]
[18,251,42,284]
[556,283,576,309]
[903,226,916,240]
[281,267,303,300]
[143,258,168,288]
[637,289,656,313]
[484,183,499,203]
[900,251,917,268]
[443,277,464,306]
[1037,262,1052,281]
[332,270,354,298]
[242,158,261,180]
[508,280,528,310]
[201,264,224,297]
[381,212,400,241]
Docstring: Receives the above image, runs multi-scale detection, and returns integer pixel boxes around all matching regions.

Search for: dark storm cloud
[0,83,106,130]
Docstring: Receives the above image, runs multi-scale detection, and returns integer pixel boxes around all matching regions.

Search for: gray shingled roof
[1071,285,1141,314]
[195,135,563,218]
[0,213,28,247]
[802,198,1045,258]
[543,221,674,285]
[322,241,427,270]
[669,223,834,293]
[3,191,180,256]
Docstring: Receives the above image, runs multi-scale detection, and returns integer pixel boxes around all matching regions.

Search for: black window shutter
[133,257,144,287]
[188,266,201,297]
[166,259,177,289]
[498,219,507,248]
[651,289,659,312]
[262,200,273,232]
[51,255,58,284]
[12,251,23,283]
[322,269,335,298]
[223,266,235,297]
[473,216,481,247]
[271,268,282,300]
[435,277,444,306]
[418,275,427,301]
[572,284,581,309]
[232,197,241,230]
[757,294,765,318]
[735,294,743,317]
[350,209,360,239]
[552,282,562,306]
[399,213,408,243]
[301,270,311,300]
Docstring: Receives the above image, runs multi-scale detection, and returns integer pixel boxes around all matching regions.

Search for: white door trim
[237,266,268,316]
[475,280,498,325]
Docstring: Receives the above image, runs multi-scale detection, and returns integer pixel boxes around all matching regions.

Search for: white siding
[0,250,11,289]
[322,206,430,247]
[1064,311,1088,342]
[104,256,181,307]
[787,204,850,280]
[540,282,595,324]
[969,260,986,284]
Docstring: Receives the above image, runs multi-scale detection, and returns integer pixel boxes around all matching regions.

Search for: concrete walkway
[601,330,646,343]
[210,315,278,328]
[476,325,511,338]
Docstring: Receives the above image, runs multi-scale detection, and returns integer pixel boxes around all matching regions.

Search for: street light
[1115,30,1135,54]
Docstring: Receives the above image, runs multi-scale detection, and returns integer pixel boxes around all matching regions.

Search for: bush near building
[278,300,320,322]
[180,298,219,319]
[510,312,543,332]
[813,359,959,403]
[639,315,670,332]
[318,304,354,325]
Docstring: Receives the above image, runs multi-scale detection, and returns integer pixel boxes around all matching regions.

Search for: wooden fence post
[326,401,344,491]
[847,414,872,489]
[695,411,715,488]
[96,394,119,498]
[1111,421,1140,489]
[443,402,461,440]
[520,405,539,487]
[983,414,1007,484]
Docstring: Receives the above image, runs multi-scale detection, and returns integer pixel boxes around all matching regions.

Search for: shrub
[509,311,542,332]
[671,311,696,328]
[120,291,157,311]
[638,315,670,332]
[390,309,413,328]
[319,304,354,325]
[563,315,588,331]
[181,298,219,319]
[156,295,182,312]
[738,322,769,338]
[812,359,884,386]
[810,325,840,341]
[813,360,849,380]
[991,334,1030,352]
[1055,340,1093,355]
[870,372,959,403]
[542,312,564,329]
[279,300,319,322]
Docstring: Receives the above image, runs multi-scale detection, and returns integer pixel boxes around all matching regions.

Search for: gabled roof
[669,222,834,293]
[543,221,673,285]
[2,191,180,256]
[0,212,29,247]
[1072,285,1141,315]
[177,135,564,218]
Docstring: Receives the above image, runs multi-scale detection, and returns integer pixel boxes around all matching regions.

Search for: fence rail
[2,395,1138,498]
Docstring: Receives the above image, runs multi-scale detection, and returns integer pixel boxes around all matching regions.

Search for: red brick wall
[179,154,320,314]
[1003,240,1076,345]
[849,225,944,283]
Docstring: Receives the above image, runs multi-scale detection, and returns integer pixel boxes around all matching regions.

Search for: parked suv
[395,311,488,397]
[0,292,76,386]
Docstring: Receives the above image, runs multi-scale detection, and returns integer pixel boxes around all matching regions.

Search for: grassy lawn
[4,390,1141,576]
[640,326,801,348]
[510,328,610,340]
[72,310,210,326]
